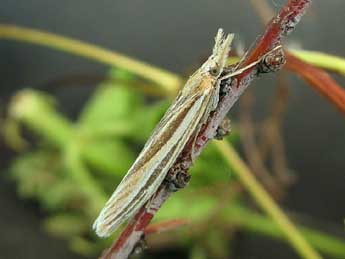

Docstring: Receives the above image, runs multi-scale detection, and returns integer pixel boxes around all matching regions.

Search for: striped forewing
[93,85,216,237]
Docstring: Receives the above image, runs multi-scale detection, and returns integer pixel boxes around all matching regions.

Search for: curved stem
[215,141,322,259]
[0,24,182,94]
[290,49,345,75]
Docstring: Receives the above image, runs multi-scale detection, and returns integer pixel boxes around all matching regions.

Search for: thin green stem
[215,141,322,259]
[0,24,182,94]
[290,49,345,75]
[224,204,345,258]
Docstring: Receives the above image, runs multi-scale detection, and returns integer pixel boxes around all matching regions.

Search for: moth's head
[202,29,234,77]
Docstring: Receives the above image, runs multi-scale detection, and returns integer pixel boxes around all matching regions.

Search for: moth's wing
[93,85,215,237]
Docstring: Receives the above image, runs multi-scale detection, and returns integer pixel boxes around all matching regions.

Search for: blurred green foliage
[4,69,345,258]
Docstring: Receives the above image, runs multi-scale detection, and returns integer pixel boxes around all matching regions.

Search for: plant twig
[249,0,345,114]
[101,1,317,259]
[1,1,318,258]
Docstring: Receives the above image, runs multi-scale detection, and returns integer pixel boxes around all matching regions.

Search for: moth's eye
[209,67,220,76]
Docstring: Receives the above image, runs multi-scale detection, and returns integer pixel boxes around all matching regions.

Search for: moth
[93,29,269,237]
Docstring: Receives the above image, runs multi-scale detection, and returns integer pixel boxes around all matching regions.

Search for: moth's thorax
[197,73,218,91]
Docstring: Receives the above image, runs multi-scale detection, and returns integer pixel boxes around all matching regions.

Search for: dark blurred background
[0,1,345,258]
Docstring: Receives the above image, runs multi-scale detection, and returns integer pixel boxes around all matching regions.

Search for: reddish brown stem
[237,0,310,81]
[100,1,311,258]
[250,0,345,115]
[285,51,345,113]
[100,187,170,258]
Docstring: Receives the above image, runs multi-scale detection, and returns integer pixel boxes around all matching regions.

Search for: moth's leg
[215,117,231,140]
[165,162,191,192]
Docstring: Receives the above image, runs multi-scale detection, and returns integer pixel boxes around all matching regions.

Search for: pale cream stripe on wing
[93,89,214,237]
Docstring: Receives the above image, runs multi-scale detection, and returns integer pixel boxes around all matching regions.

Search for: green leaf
[80,138,134,176]
[155,191,218,222]
[8,89,73,147]
[10,151,59,199]
[42,179,85,210]
[78,83,143,134]
[70,236,103,256]
[189,142,234,187]
[129,100,169,142]
[43,214,88,238]
[190,245,208,259]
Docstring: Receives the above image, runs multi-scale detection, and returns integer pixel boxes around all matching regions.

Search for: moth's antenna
[220,45,283,81]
